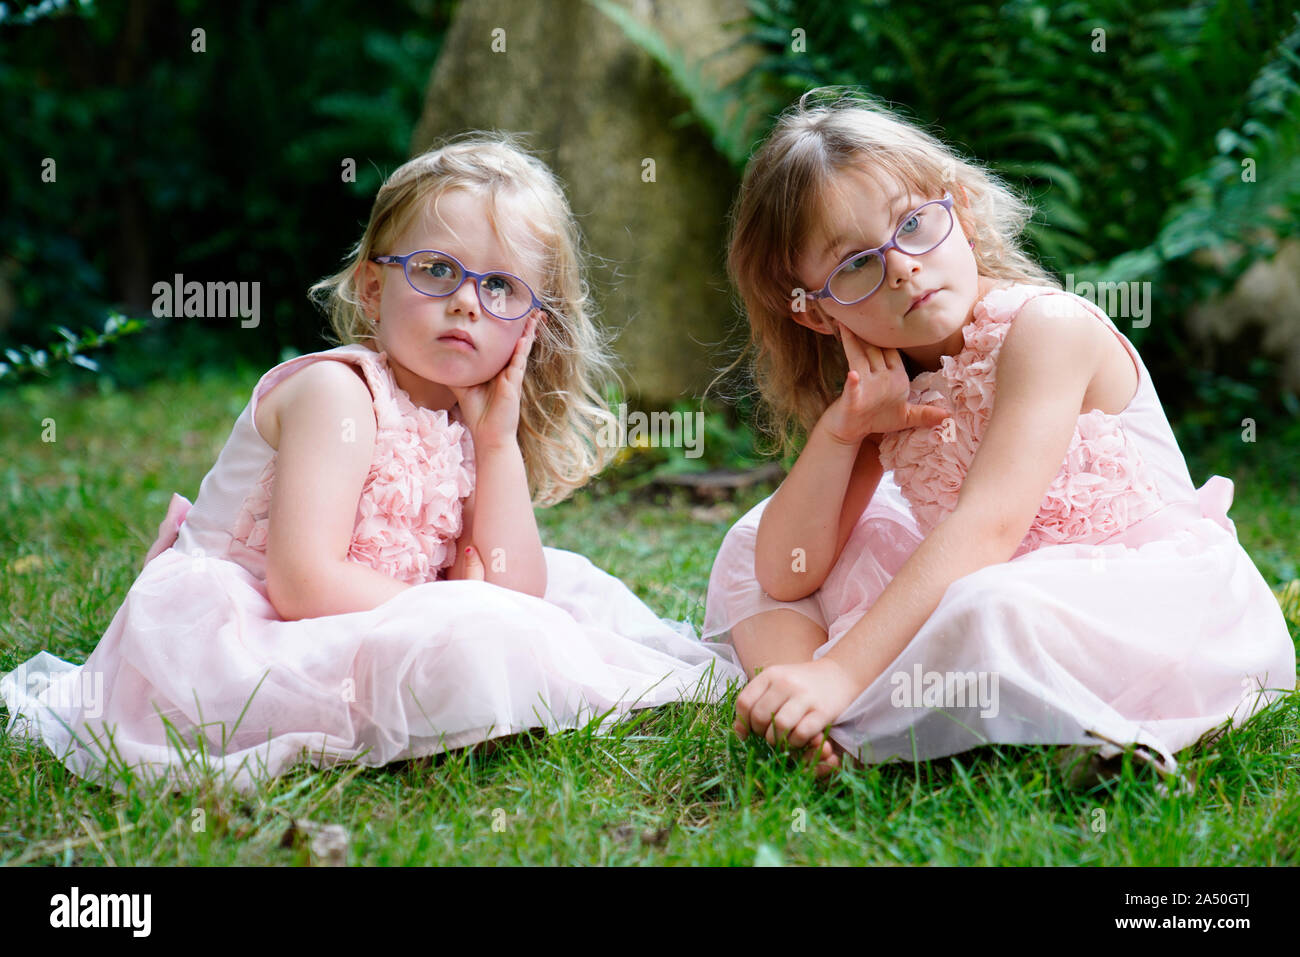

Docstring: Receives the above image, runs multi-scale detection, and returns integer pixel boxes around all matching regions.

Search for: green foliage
[0,310,148,383]
[741,1,1300,296]
[1077,13,1300,316]
[0,0,91,26]
[594,0,1300,410]
[0,0,456,382]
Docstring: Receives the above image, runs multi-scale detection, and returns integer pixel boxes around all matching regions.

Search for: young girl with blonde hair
[704,89,1294,779]
[2,132,743,792]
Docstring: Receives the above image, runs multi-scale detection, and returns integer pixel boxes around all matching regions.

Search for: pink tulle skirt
[701,473,1295,774]
[2,505,744,793]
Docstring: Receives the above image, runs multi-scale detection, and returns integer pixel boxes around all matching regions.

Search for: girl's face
[357,188,545,411]
[793,166,988,373]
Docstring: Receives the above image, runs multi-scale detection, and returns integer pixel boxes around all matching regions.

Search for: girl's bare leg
[730,608,846,777]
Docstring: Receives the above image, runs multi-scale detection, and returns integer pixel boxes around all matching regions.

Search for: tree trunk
[410,0,753,405]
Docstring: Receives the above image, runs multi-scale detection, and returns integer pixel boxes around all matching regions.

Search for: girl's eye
[419,259,456,279]
[842,253,873,273]
[899,212,921,235]
[482,275,515,296]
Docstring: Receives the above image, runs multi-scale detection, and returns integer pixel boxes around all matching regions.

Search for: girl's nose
[885,248,922,283]
[447,275,480,316]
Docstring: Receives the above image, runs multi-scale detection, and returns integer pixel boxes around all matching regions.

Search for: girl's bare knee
[730,608,828,679]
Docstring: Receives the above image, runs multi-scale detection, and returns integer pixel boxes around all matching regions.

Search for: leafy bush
[594,0,1300,418]
[1,0,457,384]
[0,311,147,384]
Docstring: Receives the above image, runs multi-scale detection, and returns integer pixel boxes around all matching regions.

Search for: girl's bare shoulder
[254,359,374,451]
[1001,294,1137,417]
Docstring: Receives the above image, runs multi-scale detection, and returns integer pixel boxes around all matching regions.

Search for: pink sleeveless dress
[703,283,1294,774]
[1,344,743,793]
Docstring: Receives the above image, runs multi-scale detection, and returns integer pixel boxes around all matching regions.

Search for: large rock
[1188,238,1300,392]
[409,0,752,404]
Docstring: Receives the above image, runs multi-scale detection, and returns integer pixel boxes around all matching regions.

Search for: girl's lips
[907,290,938,313]
[438,335,475,351]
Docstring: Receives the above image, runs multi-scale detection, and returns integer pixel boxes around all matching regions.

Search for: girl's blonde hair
[717,87,1060,461]
[309,131,621,507]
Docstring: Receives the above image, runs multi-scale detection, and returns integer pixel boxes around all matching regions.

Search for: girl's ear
[790,298,835,336]
[355,260,383,320]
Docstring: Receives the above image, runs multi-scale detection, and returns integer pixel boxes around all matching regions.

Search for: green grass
[1,364,1297,865]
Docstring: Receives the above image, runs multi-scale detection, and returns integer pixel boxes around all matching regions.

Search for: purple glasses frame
[808,192,956,306]
[370,249,547,321]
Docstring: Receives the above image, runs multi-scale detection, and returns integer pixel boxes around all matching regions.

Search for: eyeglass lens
[406,252,533,319]
[828,202,954,303]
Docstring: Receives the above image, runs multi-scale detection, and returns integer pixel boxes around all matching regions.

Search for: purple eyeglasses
[809,192,956,306]
[371,249,547,321]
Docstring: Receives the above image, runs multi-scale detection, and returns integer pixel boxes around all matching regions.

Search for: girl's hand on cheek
[821,320,950,445]
[450,310,540,450]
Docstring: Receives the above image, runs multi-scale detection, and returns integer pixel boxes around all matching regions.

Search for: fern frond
[587,0,773,169]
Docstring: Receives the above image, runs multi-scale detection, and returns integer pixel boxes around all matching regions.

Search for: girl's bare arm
[450,437,546,598]
[263,361,412,620]
[755,421,884,602]
[825,298,1105,687]
[757,325,946,603]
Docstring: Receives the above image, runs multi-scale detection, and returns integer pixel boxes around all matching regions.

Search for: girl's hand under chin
[821,319,950,445]
[449,310,540,450]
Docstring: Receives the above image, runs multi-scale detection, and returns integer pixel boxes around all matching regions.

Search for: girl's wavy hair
[714,87,1060,461]
[309,131,621,507]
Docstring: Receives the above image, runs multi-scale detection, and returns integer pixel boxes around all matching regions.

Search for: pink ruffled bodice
[877,284,1164,558]
[222,347,476,586]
